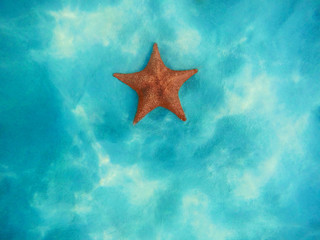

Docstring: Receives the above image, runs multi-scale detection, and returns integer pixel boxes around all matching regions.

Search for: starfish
[113,43,197,124]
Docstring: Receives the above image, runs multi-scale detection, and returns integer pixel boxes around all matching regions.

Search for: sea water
[1,0,320,239]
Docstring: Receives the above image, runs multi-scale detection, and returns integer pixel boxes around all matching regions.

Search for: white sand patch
[181,190,234,240]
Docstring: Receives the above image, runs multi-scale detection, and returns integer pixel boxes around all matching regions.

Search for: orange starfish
[113,43,198,124]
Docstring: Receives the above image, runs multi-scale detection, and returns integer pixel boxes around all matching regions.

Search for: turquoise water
[1,0,320,239]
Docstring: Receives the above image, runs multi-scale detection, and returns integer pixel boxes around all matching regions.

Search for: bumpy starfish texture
[113,43,198,124]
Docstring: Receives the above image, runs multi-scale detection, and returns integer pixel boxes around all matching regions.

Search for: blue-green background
[1,0,320,239]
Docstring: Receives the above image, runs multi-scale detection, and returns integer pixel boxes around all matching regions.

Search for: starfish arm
[133,94,159,124]
[113,72,145,90]
[169,68,198,89]
[145,43,166,73]
[161,93,187,121]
